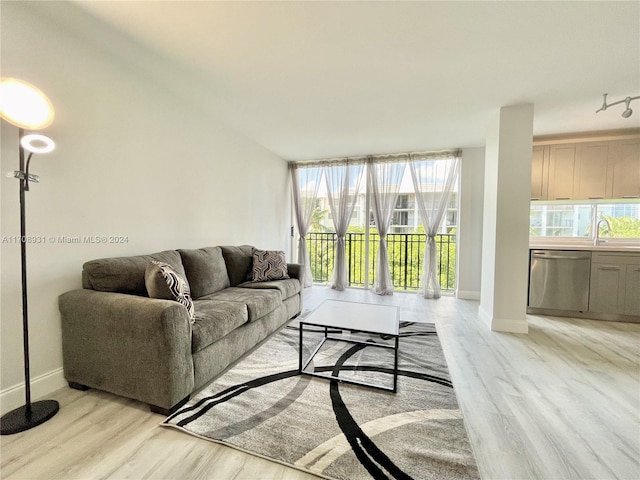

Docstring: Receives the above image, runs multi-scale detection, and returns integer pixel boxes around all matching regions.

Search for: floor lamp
[0,78,60,435]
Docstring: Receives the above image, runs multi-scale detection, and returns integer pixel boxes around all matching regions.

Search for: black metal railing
[307,232,456,292]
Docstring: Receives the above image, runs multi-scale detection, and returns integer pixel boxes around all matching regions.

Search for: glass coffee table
[298,300,400,392]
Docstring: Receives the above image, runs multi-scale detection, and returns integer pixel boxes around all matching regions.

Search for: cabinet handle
[622,196,640,199]
[588,197,604,199]
[555,197,571,200]
[530,197,540,201]
[598,266,621,271]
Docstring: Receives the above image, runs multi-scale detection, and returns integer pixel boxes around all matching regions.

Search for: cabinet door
[589,263,625,314]
[624,265,640,316]
[531,146,548,200]
[610,139,640,199]
[575,142,610,200]
[548,144,577,200]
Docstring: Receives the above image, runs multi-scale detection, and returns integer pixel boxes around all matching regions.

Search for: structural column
[456,148,485,300]
[479,104,533,333]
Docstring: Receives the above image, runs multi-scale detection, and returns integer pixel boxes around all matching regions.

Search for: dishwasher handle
[532,253,590,260]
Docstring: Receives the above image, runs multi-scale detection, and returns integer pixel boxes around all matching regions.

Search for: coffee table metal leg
[393,335,399,393]
[298,323,303,373]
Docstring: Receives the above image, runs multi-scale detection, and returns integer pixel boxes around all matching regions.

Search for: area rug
[162,318,479,480]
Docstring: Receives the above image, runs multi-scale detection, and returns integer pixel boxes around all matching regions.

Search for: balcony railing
[307,232,456,292]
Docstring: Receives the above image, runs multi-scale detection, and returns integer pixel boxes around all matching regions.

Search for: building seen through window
[530,202,640,240]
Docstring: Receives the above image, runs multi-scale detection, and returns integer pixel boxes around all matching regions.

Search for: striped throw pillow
[145,261,195,322]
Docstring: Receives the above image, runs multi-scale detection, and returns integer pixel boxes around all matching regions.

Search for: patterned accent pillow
[252,249,290,282]
[145,261,195,322]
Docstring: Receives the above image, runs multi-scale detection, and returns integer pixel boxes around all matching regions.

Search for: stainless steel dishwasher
[528,250,592,312]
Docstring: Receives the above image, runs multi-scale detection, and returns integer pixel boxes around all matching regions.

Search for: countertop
[529,244,640,253]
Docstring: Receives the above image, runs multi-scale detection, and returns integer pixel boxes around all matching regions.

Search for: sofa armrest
[287,263,303,281]
[59,289,194,410]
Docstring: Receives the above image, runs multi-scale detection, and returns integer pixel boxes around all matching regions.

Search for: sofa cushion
[239,278,301,300]
[178,247,230,299]
[191,300,248,353]
[200,287,281,322]
[252,249,290,282]
[145,261,195,322]
[82,250,186,295]
[220,245,254,286]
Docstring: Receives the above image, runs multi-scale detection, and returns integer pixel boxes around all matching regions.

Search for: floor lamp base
[0,400,59,435]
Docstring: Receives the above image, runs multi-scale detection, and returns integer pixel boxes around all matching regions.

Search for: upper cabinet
[548,144,577,200]
[610,139,640,199]
[531,146,548,201]
[531,134,640,201]
[575,142,611,200]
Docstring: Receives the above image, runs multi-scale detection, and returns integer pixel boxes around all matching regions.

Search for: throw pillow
[145,261,195,322]
[252,249,290,282]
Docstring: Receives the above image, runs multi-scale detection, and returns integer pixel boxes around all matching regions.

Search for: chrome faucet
[594,218,611,246]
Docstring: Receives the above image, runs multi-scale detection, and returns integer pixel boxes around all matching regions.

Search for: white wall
[1,3,290,413]
[457,148,485,299]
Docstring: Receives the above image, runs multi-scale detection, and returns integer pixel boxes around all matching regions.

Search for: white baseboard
[456,290,480,300]
[490,316,529,334]
[478,305,529,334]
[0,368,66,415]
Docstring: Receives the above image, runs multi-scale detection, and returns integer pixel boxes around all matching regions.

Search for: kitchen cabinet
[589,252,640,316]
[531,146,549,200]
[625,265,640,315]
[547,144,577,200]
[575,142,610,199]
[589,262,625,314]
[610,139,640,199]
[532,135,640,201]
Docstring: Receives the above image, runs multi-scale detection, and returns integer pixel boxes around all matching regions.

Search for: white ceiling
[72,1,640,160]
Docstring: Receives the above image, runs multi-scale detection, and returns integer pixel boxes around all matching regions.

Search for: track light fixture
[595,93,640,118]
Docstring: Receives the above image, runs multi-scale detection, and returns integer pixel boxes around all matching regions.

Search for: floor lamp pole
[19,127,32,412]
[0,129,60,435]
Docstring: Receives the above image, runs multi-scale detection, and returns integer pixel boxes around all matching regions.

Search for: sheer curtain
[290,163,323,288]
[410,153,460,299]
[324,159,365,291]
[368,156,406,295]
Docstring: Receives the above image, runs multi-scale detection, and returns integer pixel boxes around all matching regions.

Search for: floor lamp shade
[0,77,59,435]
[0,78,54,129]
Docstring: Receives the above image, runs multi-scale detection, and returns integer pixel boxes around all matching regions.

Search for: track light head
[622,97,633,118]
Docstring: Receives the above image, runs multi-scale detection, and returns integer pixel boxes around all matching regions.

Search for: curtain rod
[289,149,461,168]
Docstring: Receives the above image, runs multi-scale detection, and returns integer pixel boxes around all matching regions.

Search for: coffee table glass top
[303,300,399,335]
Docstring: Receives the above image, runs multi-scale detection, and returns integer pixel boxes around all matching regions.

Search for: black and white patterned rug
[162,318,479,480]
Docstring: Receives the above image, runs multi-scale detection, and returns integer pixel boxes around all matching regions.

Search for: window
[392,211,409,226]
[303,156,460,291]
[446,210,457,231]
[530,202,640,243]
[396,194,409,209]
[596,203,640,239]
[530,204,591,237]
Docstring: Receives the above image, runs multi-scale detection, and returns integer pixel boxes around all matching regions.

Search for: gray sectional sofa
[58,245,302,415]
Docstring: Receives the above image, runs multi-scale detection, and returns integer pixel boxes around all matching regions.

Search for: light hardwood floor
[1,287,639,479]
